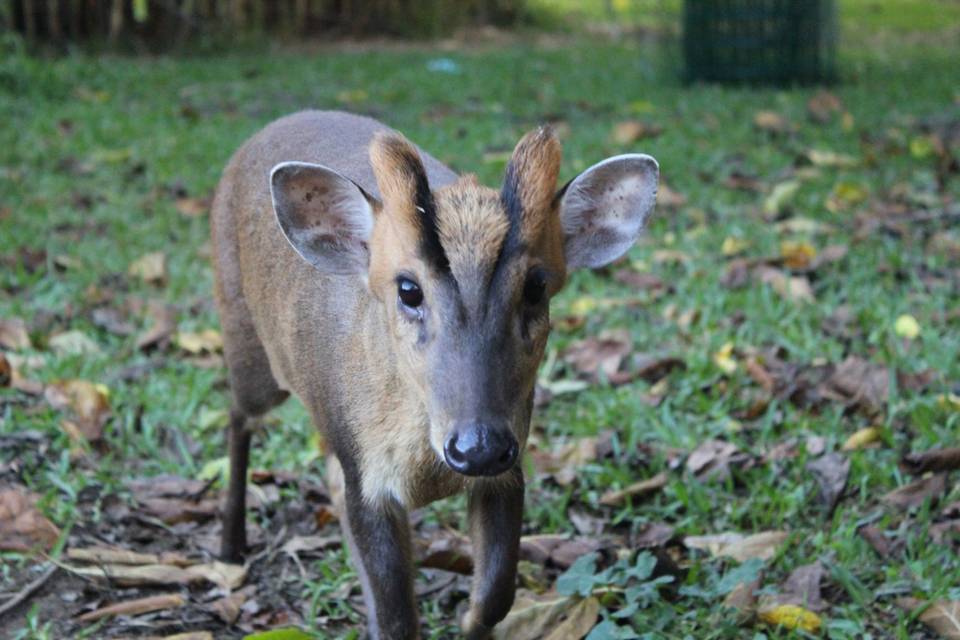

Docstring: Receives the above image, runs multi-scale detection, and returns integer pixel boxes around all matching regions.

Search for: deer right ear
[270,161,377,276]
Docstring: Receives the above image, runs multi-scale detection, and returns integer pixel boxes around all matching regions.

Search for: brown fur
[504,126,562,244]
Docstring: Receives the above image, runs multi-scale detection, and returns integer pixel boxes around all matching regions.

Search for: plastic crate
[683,0,838,85]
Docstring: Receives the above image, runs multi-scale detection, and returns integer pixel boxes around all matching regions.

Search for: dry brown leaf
[281,535,341,556]
[882,473,947,511]
[206,585,256,624]
[176,329,223,355]
[821,356,889,415]
[48,330,101,355]
[599,471,668,507]
[807,91,843,123]
[531,436,601,486]
[563,330,631,383]
[806,452,850,514]
[492,593,575,640]
[724,576,762,622]
[901,448,960,474]
[0,317,31,350]
[756,266,814,303]
[128,251,167,285]
[776,561,827,611]
[686,439,749,481]
[656,183,687,209]
[897,597,960,639]
[416,529,473,574]
[613,270,669,294]
[44,380,111,443]
[634,523,675,549]
[780,241,817,270]
[544,596,600,640]
[754,110,790,134]
[858,525,894,557]
[66,546,192,567]
[136,303,177,352]
[77,593,187,622]
[611,120,663,145]
[518,535,608,569]
[68,561,245,590]
[175,196,210,218]
[684,530,788,562]
[0,486,61,552]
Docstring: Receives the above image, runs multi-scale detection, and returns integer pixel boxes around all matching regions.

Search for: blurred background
[1,1,959,639]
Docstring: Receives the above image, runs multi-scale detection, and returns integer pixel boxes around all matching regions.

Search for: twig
[0,564,57,619]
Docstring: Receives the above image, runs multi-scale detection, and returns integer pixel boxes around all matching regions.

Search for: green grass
[2,12,959,640]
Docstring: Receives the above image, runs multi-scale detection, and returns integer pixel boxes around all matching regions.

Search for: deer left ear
[558,154,659,270]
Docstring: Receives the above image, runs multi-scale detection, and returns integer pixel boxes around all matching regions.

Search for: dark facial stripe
[412,167,450,273]
[499,159,524,256]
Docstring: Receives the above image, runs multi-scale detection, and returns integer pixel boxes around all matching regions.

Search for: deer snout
[443,421,518,477]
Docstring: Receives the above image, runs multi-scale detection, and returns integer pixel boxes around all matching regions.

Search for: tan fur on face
[433,176,510,301]
[506,126,562,244]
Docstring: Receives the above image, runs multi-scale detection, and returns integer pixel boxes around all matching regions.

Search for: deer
[210,110,658,639]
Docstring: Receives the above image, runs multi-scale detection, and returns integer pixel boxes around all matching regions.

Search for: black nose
[444,422,518,477]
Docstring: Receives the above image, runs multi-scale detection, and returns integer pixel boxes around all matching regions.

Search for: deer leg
[340,475,420,640]
[462,467,524,639]
[221,409,253,563]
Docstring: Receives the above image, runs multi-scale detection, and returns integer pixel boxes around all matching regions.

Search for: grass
[1,8,959,640]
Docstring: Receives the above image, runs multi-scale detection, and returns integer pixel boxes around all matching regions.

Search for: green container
[683,0,838,85]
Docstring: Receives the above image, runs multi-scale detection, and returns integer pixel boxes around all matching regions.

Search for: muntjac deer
[211,110,658,639]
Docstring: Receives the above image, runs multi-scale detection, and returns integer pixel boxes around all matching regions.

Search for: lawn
[1,9,959,640]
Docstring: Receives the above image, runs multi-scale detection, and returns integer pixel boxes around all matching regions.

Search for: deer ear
[270,161,377,275]
[558,154,659,270]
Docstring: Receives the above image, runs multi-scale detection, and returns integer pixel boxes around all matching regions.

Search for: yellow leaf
[806,149,858,168]
[199,456,230,484]
[842,427,881,451]
[713,342,737,374]
[780,241,817,269]
[128,252,167,285]
[826,182,868,212]
[758,604,822,632]
[176,329,223,354]
[910,136,935,159]
[894,314,920,339]
[722,236,750,257]
[764,181,800,215]
[569,297,598,316]
[938,393,960,411]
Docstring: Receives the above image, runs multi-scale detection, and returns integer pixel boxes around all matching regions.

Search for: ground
[1,3,959,639]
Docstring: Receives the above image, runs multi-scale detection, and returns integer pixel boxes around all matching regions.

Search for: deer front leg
[341,476,420,640]
[462,467,524,640]
[221,409,253,563]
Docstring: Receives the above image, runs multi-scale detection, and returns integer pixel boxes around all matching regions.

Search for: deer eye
[523,269,547,306]
[398,277,423,309]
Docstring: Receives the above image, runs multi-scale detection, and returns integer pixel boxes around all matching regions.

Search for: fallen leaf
[137,301,177,351]
[842,427,882,451]
[67,547,191,566]
[758,603,822,632]
[756,267,814,303]
[91,307,136,336]
[826,181,869,212]
[901,448,960,474]
[633,523,675,549]
[492,592,575,640]
[882,473,947,510]
[563,330,631,383]
[543,596,600,640]
[894,314,921,339]
[611,120,662,145]
[805,149,858,168]
[809,244,848,270]
[243,629,313,640]
[821,356,889,415]
[684,531,788,562]
[416,528,473,574]
[807,91,843,123]
[0,317,31,349]
[68,560,245,590]
[722,236,751,257]
[613,270,668,294]
[656,183,687,209]
[776,561,827,611]
[77,593,187,622]
[713,342,737,374]
[175,196,210,217]
[207,585,256,624]
[44,379,111,443]
[531,436,601,486]
[599,471,668,507]
[858,525,893,557]
[652,248,690,264]
[806,452,850,514]
[281,535,341,556]
[775,217,835,235]
[0,486,61,552]
[754,110,790,134]
[128,251,167,285]
[686,440,749,481]
[780,241,817,270]
[49,330,101,356]
[176,329,223,354]
[724,171,764,192]
[764,180,800,215]
[896,597,960,639]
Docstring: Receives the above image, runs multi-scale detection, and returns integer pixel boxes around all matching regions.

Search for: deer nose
[444,422,518,477]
